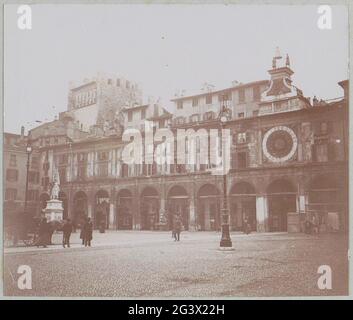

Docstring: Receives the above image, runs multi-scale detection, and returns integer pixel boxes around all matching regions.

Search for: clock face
[262,126,298,163]
[220,115,228,123]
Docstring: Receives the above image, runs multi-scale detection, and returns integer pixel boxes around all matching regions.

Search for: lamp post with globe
[24,140,32,217]
[218,95,232,248]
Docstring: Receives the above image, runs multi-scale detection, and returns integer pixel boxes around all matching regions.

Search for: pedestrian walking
[173,215,182,241]
[80,216,87,245]
[83,217,93,247]
[62,218,73,248]
[243,216,251,235]
[36,217,50,248]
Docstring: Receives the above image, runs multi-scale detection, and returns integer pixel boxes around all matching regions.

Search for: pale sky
[4,4,349,134]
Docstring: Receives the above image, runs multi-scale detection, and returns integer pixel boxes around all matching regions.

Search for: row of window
[6,169,40,183]
[5,188,38,201]
[8,155,39,168]
[54,122,332,169]
[39,136,61,147]
[74,89,97,108]
[54,139,340,182]
[127,106,159,122]
[39,146,340,188]
[127,109,146,122]
[172,110,258,125]
[56,152,251,182]
[177,86,262,110]
[107,78,134,89]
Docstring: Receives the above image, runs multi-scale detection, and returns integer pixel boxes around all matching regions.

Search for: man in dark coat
[62,218,73,248]
[83,217,93,247]
[37,217,50,248]
[243,216,251,235]
[173,215,182,241]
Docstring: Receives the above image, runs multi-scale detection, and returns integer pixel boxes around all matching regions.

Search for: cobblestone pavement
[3,231,349,298]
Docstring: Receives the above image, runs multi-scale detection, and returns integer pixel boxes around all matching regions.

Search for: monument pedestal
[44,199,64,222]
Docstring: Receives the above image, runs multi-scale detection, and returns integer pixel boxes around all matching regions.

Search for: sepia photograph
[1,2,351,301]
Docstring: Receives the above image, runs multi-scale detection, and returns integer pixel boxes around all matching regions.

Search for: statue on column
[50,168,60,200]
[44,167,64,222]
[285,54,290,67]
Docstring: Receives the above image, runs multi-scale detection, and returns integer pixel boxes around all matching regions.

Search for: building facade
[3,128,41,226]
[4,55,349,233]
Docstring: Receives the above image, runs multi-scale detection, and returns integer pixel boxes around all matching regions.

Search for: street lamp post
[23,140,32,239]
[24,141,33,216]
[218,95,232,248]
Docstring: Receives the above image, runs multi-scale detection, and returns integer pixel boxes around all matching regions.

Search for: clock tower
[258,49,311,116]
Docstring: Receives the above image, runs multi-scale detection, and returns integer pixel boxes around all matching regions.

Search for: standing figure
[62,218,73,248]
[243,216,251,235]
[51,168,61,200]
[173,215,182,242]
[51,181,60,200]
[312,215,319,234]
[36,217,50,248]
[83,217,93,247]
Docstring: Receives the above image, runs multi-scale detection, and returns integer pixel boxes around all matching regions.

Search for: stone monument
[44,168,64,222]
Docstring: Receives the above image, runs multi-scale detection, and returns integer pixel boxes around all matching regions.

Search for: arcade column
[132,193,141,230]
[87,204,93,219]
[297,181,308,232]
[109,203,115,229]
[108,192,115,230]
[297,194,307,213]
[188,196,197,231]
[256,195,268,232]
[158,197,168,230]
[87,191,94,220]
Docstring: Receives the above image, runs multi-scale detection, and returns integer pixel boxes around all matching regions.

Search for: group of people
[33,216,93,248]
[304,215,320,234]
[62,216,93,247]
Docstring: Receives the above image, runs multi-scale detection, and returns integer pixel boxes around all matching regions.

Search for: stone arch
[308,174,342,212]
[197,184,220,231]
[168,185,189,198]
[230,181,256,195]
[166,184,190,198]
[229,182,257,231]
[267,178,296,194]
[73,191,88,227]
[197,183,220,197]
[167,185,189,231]
[116,189,133,230]
[141,186,159,198]
[140,186,159,230]
[95,189,110,229]
[266,179,297,232]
